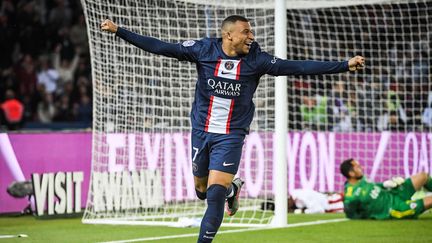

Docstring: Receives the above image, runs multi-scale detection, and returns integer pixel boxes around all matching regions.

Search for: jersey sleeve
[343,186,367,219]
[257,51,349,76]
[115,27,203,62]
[343,200,367,219]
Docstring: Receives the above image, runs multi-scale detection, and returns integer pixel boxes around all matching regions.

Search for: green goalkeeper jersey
[343,177,392,219]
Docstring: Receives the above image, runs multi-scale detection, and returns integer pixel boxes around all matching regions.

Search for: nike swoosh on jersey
[223,162,235,166]
[214,59,241,80]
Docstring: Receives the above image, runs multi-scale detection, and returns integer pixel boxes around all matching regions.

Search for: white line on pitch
[0,234,28,239]
[99,218,348,243]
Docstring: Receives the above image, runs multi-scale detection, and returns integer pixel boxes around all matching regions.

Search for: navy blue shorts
[191,129,245,177]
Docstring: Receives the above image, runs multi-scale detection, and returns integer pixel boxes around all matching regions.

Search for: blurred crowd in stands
[0,0,91,131]
[287,78,432,132]
[284,3,432,132]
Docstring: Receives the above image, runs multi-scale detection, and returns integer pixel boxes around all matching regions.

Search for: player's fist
[383,176,405,189]
[383,180,397,189]
[391,176,405,186]
[348,55,365,71]
[101,19,118,33]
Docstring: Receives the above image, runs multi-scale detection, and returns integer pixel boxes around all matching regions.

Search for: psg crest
[224,61,234,70]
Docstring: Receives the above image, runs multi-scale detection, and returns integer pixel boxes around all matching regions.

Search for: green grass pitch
[1,212,431,242]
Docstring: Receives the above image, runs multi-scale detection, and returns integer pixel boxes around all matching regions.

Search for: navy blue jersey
[116,27,349,134]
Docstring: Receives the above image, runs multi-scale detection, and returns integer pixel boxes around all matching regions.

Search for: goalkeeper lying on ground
[340,158,432,219]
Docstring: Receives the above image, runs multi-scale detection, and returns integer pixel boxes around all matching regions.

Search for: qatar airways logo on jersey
[207,79,241,96]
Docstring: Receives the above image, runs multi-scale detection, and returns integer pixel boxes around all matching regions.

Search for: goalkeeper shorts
[390,178,425,219]
[191,129,245,177]
[390,197,425,219]
[393,178,416,201]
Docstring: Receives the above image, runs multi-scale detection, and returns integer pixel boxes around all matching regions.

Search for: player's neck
[221,41,238,57]
[347,178,360,185]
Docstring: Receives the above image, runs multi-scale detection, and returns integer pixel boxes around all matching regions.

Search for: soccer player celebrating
[340,158,432,219]
[101,15,365,242]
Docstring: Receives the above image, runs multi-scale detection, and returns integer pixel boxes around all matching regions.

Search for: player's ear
[221,29,232,41]
[226,31,233,40]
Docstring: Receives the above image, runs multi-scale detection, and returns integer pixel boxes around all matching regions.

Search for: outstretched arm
[100,19,200,61]
[258,52,365,76]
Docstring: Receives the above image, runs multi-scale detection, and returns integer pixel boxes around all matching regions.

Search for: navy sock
[197,184,227,243]
[196,189,207,200]
[225,182,238,199]
[225,184,234,198]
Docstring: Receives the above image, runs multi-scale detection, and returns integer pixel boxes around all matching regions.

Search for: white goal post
[81,0,432,227]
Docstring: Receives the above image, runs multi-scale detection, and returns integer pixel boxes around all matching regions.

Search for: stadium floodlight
[81,0,432,227]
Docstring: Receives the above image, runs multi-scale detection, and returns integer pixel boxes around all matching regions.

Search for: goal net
[81,0,431,227]
[81,0,276,227]
[283,0,431,195]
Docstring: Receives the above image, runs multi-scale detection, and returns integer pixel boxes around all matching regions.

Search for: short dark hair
[221,15,249,29]
[340,158,355,179]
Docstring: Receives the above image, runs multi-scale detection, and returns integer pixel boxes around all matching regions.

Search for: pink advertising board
[1,131,431,213]
[0,133,92,213]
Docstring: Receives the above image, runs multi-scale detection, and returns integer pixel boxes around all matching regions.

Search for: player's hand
[383,179,397,189]
[391,176,405,186]
[348,55,365,71]
[101,19,118,33]
[383,176,405,189]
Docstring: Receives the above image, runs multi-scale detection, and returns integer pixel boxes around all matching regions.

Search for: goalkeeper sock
[198,184,226,243]
[425,175,432,192]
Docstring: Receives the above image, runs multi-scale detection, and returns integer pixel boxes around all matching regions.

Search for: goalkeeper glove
[392,176,405,185]
[383,176,405,189]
